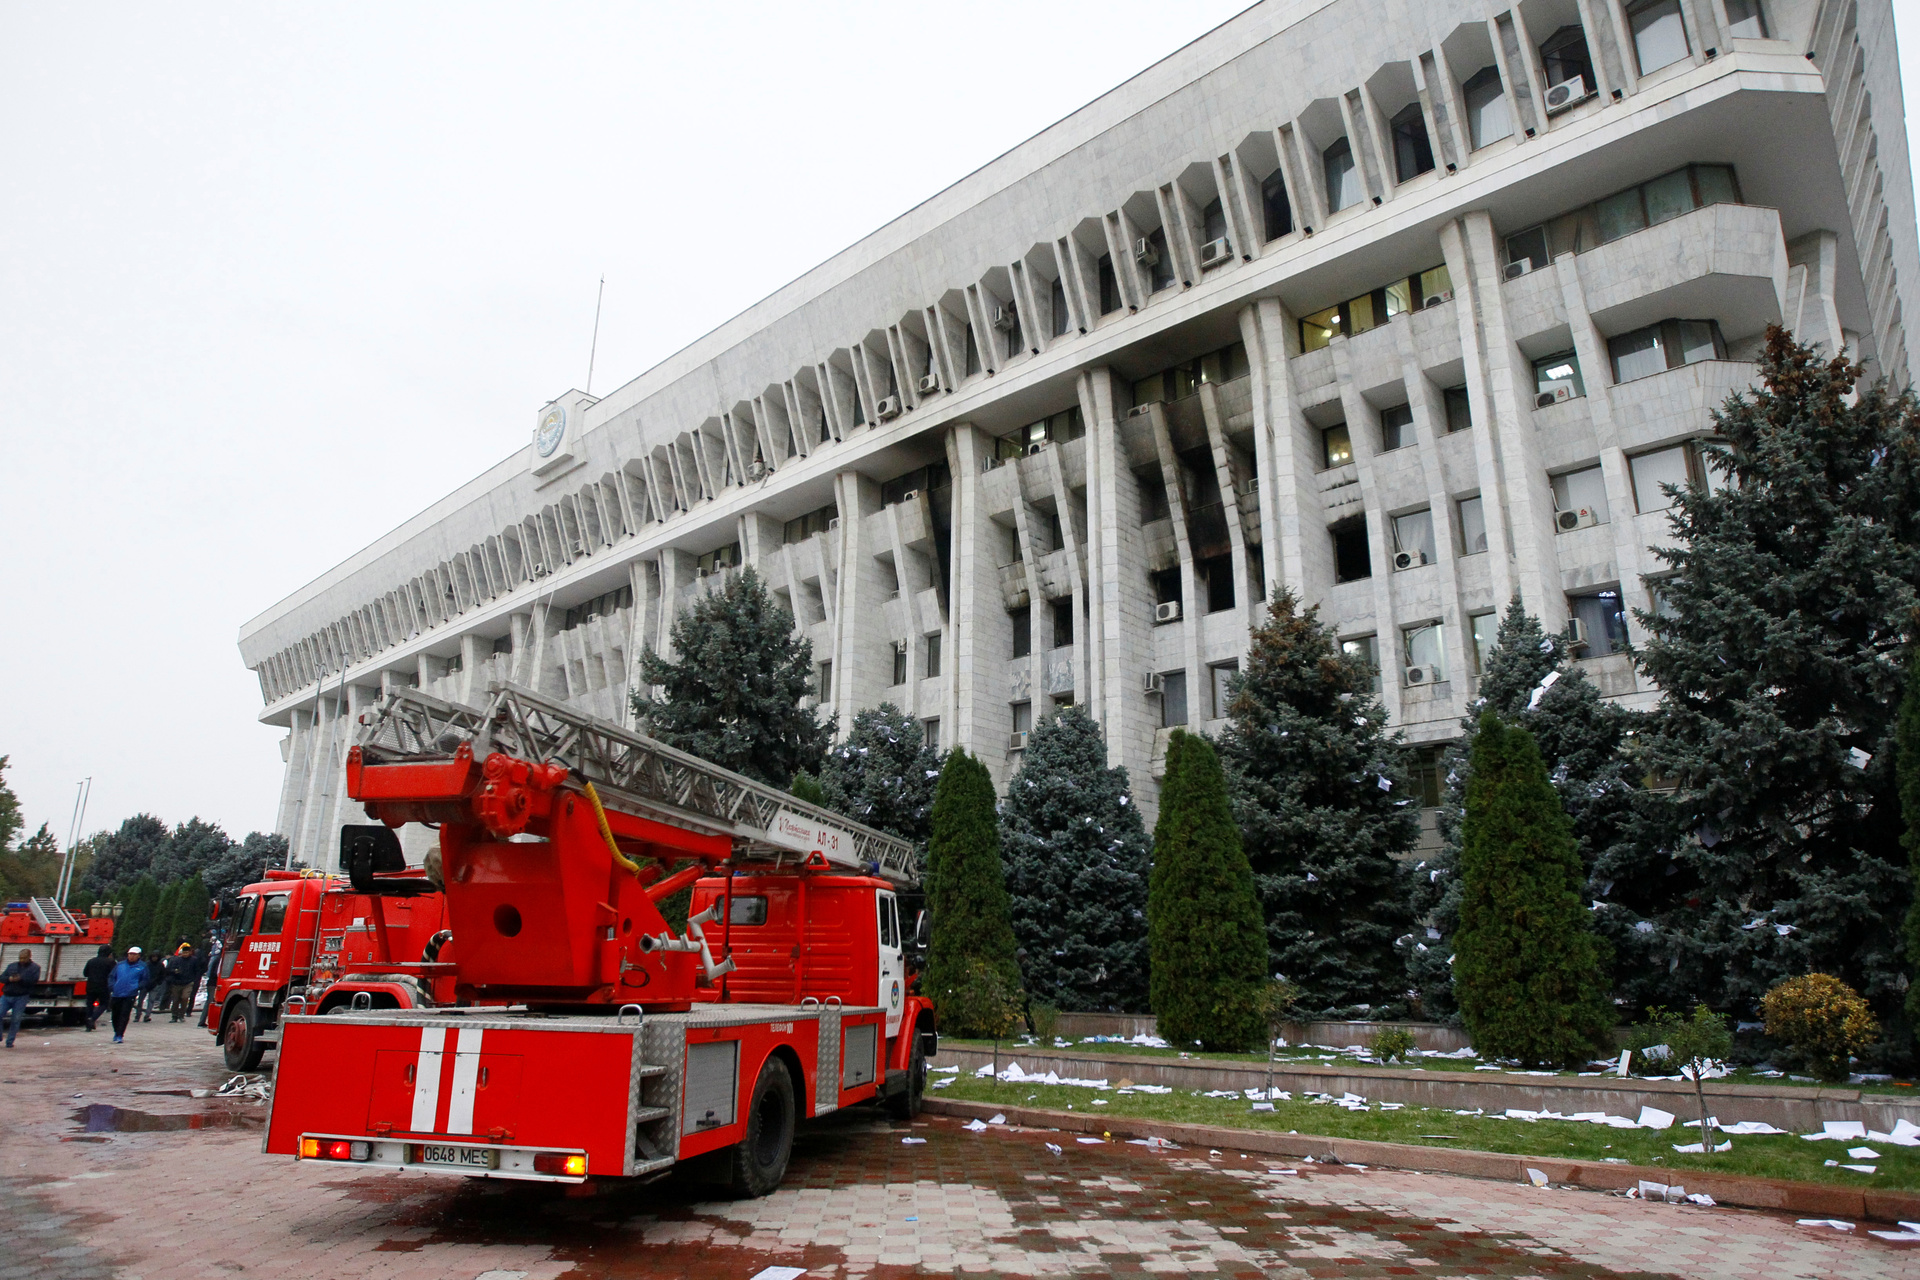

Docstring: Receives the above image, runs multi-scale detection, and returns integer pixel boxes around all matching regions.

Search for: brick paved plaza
[6,1021,1920,1280]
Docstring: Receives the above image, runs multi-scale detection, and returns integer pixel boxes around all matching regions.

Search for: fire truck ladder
[27,897,78,937]
[355,681,919,887]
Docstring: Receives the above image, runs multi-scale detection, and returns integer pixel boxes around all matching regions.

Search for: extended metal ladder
[355,681,919,887]
[27,897,78,936]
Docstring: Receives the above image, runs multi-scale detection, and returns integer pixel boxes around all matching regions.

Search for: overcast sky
[3,2,1919,849]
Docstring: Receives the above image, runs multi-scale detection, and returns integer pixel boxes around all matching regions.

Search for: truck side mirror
[912,910,930,949]
[207,901,220,921]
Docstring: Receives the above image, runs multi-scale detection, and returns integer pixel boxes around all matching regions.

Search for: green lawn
[939,1036,1920,1095]
[929,1074,1920,1192]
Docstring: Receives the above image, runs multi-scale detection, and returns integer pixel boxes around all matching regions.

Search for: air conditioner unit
[990,303,1017,332]
[1008,730,1030,752]
[1566,616,1590,649]
[1543,77,1594,115]
[1405,664,1433,686]
[1556,506,1600,532]
[1236,476,1259,498]
[1393,549,1429,571]
[746,459,767,481]
[1127,402,1157,418]
[1155,600,1182,623]
[1535,382,1575,409]
[1025,441,1047,456]
[1424,290,1454,308]
[875,395,902,420]
[1199,237,1232,268]
[917,373,941,394]
[898,489,921,507]
[531,562,546,576]
[982,454,1003,470]
[1132,237,1160,267]
[571,541,586,556]
[1503,260,1531,281]
[1142,670,1165,694]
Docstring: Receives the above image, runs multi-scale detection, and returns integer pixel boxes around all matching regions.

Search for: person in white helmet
[107,947,149,1043]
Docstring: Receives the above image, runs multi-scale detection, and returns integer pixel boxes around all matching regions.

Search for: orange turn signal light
[534,1152,589,1177]
[299,1137,320,1159]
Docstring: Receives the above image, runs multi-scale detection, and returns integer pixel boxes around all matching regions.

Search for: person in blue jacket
[133,950,164,1023]
[107,948,148,1043]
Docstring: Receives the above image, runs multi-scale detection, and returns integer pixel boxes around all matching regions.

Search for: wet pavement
[5,1017,1920,1278]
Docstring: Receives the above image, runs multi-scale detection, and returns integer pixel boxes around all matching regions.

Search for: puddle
[69,1104,262,1133]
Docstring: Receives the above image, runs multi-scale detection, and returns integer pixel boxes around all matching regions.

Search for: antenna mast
[586,275,606,395]
[57,777,91,904]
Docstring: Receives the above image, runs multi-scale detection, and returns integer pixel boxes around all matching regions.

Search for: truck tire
[886,1033,926,1120]
[729,1057,796,1198]
[221,1002,266,1072]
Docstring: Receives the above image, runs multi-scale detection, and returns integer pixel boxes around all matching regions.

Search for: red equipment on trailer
[263,683,933,1195]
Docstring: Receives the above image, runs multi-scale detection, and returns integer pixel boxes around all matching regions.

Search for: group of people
[0,941,211,1047]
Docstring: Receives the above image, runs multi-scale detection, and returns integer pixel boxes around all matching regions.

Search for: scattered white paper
[1842,1164,1878,1174]
[751,1269,808,1280]
[901,1137,926,1145]
[1045,1143,1063,1155]
[1076,1137,1106,1144]
[1797,1219,1855,1230]
[1636,1106,1676,1130]
[1869,1230,1920,1242]
[963,1119,988,1132]
[1525,1168,1548,1187]
[1718,1121,1788,1135]
[988,1114,1007,1125]
[1670,1141,1732,1153]
[1849,1147,1881,1159]
[1616,1050,1632,1077]
[1687,1193,1716,1206]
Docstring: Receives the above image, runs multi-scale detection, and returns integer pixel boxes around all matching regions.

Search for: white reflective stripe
[410,1027,446,1133]
[445,1027,485,1134]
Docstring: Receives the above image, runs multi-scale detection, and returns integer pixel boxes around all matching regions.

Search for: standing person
[2,949,41,1049]
[135,951,164,1023]
[196,939,221,1028]
[164,945,197,1022]
[107,948,147,1043]
[81,945,114,1032]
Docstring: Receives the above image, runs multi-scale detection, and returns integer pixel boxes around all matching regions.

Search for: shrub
[1368,1026,1417,1063]
[1028,1002,1060,1043]
[1761,973,1878,1081]
[933,960,1023,1041]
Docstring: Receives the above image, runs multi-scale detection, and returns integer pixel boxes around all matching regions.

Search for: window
[1160,670,1188,728]
[892,644,908,686]
[1341,635,1378,673]
[729,896,769,927]
[1392,509,1436,566]
[1044,512,1063,553]
[1051,693,1074,711]
[1532,351,1586,402]
[1010,606,1031,657]
[880,462,950,506]
[1411,745,1446,807]
[1444,386,1473,433]
[1457,495,1488,554]
[1568,590,1630,655]
[1403,623,1446,682]
[1331,517,1372,582]
[1011,700,1032,734]
[1137,470,1169,521]
[1628,0,1690,75]
[1146,226,1175,291]
[1540,25,1594,93]
[848,378,865,427]
[1133,342,1250,404]
[922,719,939,752]
[1098,254,1120,314]
[1649,580,1677,618]
[1201,555,1235,613]
[1004,304,1024,358]
[1209,660,1239,719]
[783,504,837,544]
[1552,464,1611,525]
[1462,66,1512,149]
[993,407,1086,462]
[1608,319,1727,382]
[1050,597,1074,648]
[1322,423,1353,468]
[1298,264,1452,351]
[1261,168,1294,240]
[924,633,942,679]
[1575,164,1744,248]
[1390,104,1435,182]
[1323,137,1359,212]
[1629,442,1717,511]
[1470,611,1499,673]
[1202,197,1228,246]
[1506,224,1551,272]
[1006,524,1023,563]
[964,322,981,375]
[1050,276,1069,338]
[1152,568,1182,610]
[816,661,832,701]
[1380,403,1414,451]
[1724,0,1767,38]
[257,894,290,936]
[696,543,741,576]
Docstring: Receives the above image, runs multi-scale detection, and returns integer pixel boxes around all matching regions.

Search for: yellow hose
[582,782,644,876]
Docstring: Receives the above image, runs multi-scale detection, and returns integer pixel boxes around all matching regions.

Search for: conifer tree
[1149,731,1267,1051]
[151,880,184,954]
[169,874,212,954]
[1218,590,1416,1015]
[117,876,159,957]
[1001,705,1150,1012]
[922,750,1023,1036]
[818,703,943,850]
[1899,645,1920,1024]
[633,567,829,787]
[1454,713,1614,1066]
[1407,598,1654,1018]
[81,814,169,897]
[1635,327,1920,1014]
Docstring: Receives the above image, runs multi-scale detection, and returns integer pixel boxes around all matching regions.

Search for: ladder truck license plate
[418,1144,498,1169]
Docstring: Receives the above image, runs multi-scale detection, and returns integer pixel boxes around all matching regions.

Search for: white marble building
[240,0,1919,870]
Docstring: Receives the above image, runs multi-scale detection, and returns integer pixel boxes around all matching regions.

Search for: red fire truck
[208,855,449,1071]
[0,898,116,1021]
[264,684,934,1195]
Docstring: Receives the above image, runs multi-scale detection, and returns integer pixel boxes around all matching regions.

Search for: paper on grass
[1842,1164,1878,1174]
[1849,1147,1881,1159]
[1636,1106,1676,1129]
[1670,1141,1732,1154]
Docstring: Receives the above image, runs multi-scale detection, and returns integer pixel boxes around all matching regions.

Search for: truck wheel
[729,1058,796,1198]
[221,1003,266,1072]
[887,1033,926,1120]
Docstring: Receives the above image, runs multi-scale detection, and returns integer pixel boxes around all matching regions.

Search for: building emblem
[535,405,567,458]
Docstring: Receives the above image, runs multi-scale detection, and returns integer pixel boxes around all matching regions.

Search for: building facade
[241,0,1919,871]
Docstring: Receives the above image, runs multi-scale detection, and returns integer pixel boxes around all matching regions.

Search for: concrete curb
[923,1097,1920,1225]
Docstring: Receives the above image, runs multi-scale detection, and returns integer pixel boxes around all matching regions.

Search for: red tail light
[534,1153,588,1177]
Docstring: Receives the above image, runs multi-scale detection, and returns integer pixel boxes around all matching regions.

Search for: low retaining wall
[931,1043,1920,1133]
[1049,1014,1478,1054]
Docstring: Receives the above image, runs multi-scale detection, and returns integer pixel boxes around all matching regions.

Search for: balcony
[1577,202,1787,339]
[1607,360,1758,453]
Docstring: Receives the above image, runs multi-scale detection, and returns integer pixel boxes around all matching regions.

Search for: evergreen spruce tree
[81,814,169,897]
[204,832,287,916]
[1149,731,1267,1051]
[1900,645,1920,1024]
[151,881,184,954]
[1000,705,1151,1012]
[1635,327,1920,1015]
[117,876,159,957]
[1454,713,1614,1066]
[1407,598,1655,1018]
[0,824,60,900]
[789,772,826,806]
[171,875,212,954]
[1218,590,1417,1015]
[818,704,944,850]
[152,818,232,886]
[922,750,1023,1036]
[633,567,829,787]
